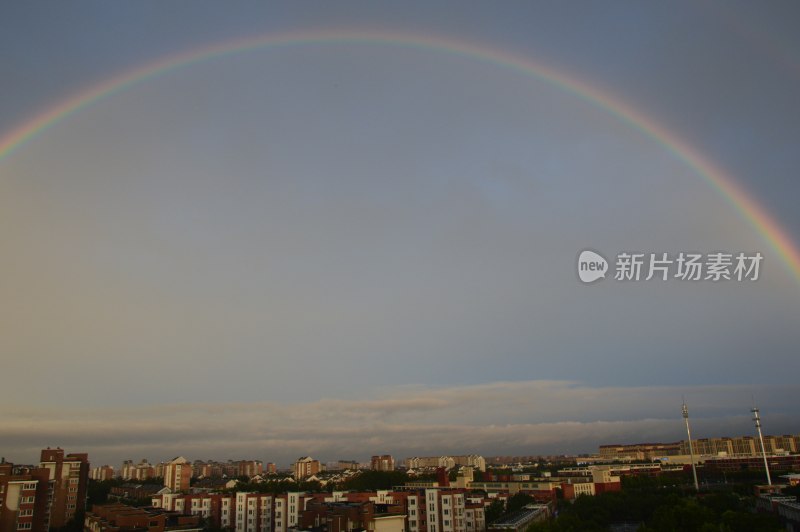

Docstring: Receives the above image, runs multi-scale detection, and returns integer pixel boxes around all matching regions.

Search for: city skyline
[2,2,799,465]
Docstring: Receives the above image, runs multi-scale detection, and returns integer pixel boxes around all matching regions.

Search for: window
[444,510,449,515]
[17,523,32,530]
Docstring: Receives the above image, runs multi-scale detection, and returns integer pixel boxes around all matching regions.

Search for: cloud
[3,380,796,466]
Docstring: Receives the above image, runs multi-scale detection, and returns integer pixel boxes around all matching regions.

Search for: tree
[485,499,505,524]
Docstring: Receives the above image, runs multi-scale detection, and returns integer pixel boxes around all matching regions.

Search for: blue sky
[2,2,799,466]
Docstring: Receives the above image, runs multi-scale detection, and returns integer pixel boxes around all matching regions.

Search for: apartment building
[405,456,486,473]
[153,489,487,532]
[39,448,89,529]
[293,457,320,480]
[90,466,115,481]
[680,434,800,456]
[599,434,800,461]
[238,461,264,478]
[84,503,202,532]
[598,442,682,461]
[371,456,395,471]
[120,460,155,482]
[163,457,191,492]
[0,467,51,532]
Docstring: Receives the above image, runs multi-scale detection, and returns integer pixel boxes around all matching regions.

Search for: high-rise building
[163,457,192,492]
[90,465,115,481]
[405,456,486,472]
[120,459,155,481]
[371,455,395,471]
[39,448,89,529]
[237,460,263,478]
[0,464,51,532]
[293,457,320,479]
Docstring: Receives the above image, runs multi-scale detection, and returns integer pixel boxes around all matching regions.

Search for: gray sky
[1,1,799,467]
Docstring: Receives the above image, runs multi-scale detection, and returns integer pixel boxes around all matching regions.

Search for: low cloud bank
[4,380,795,466]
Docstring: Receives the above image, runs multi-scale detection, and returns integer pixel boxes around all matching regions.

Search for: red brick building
[163,458,191,492]
[84,503,201,532]
[0,466,51,532]
[39,448,90,529]
[371,456,395,471]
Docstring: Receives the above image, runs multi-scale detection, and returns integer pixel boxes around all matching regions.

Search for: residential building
[39,448,89,529]
[163,457,191,492]
[84,502,201,532]
[90,466,115,481]
[371,456,395,471]
[152,489,486,532]
[120,460,155,481]
[329,461,360,472]
[109,483,165,502]
[237,461,264,478]
[405,457,486,473]
[598,442,682,461]
[293,458,320,480]
[488,505,550,532]
[0,466,51,532]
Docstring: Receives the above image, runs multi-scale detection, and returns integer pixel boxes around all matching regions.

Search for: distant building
[330,460,360,471]
[294,457,321,479]
[163,457,192,492]
[90,465,115,481]
[680,434,800,456]
[703,454,800,473]
[371,455,395,471]
[598,442,681,461]
[109,483,165,501]
[120,459,155,481]
[599,434,800,461]
[237,460,264,478]
[405,455,486,472]
[265,462,278,475]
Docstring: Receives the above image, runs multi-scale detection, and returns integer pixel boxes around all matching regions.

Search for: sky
[1,2,799,468]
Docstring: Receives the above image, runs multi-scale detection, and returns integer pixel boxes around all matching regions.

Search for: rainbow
[2,29,799,285]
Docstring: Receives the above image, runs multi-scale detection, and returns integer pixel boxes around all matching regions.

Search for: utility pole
[682,399,700,491]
